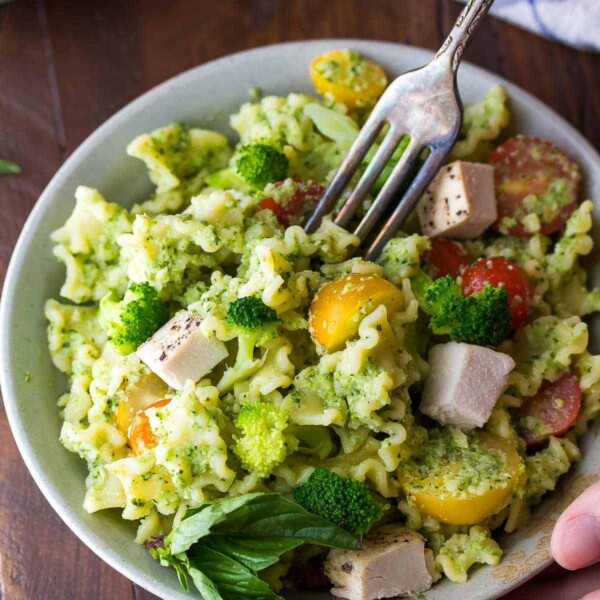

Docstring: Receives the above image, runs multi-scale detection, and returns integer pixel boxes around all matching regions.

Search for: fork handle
[436,0,495,73]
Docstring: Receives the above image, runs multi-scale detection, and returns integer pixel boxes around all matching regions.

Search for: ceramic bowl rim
[2,39,599,600]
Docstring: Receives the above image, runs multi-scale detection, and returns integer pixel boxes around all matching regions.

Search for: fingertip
[551,514,582,569]
[551,481,600,569]
[552,506,600,570]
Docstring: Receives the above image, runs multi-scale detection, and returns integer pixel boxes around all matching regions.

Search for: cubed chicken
[325,524,437,600]
[420,342,515,430]
[417,160,496,238]
[136,310,228,390]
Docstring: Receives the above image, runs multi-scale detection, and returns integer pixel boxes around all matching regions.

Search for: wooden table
[0,1,598,598]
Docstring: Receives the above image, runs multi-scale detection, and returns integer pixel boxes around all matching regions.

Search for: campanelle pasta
[45,51,600,590]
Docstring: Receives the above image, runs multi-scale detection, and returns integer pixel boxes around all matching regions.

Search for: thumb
[551,479,600,570]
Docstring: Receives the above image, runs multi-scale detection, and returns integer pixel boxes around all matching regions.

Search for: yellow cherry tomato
[309,49,388,108]
[309,273,404,351]
[401,432,524,526]
[116,373,168,435]
[129,398,171,456]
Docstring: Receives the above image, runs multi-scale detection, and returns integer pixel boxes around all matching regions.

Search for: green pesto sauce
[498,177,572,234]
[522,178,570,220]
[402,429,512,499]
[316,50,368,90]
[517,415,548,437]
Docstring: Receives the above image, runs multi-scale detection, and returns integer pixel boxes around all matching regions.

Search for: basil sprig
[154,493,359,599]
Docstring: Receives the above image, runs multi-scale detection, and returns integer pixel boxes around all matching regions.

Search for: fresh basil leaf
[188,566,222,600]
[169,493,359,555]
[172,561,190,591]
[209,494,360,550]
[183,501,212,520]
[188,546,281,600]
[202,535,303,571]
[169,493,264,554]
[157,551,190,592]
[161,492,359,598]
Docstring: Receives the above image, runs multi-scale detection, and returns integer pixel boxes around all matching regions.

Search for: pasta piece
[436,527,502,583]
[51,186,132,302]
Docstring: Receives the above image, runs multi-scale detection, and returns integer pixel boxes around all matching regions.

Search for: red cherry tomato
[517,372,582,448]
[488,135,580,237]
[423,239,469,279]
[260,179,325,227]
[461,257,534,329]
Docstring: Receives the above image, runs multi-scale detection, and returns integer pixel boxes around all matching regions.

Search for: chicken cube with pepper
[418,160,497,238]
[136,310,228,390]
[420,342,515,431]
[325,524,437,600]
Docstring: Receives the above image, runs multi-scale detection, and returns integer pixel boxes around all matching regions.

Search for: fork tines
[304,56,464,260]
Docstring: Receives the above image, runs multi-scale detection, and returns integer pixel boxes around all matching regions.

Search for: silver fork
[304,0,495,260]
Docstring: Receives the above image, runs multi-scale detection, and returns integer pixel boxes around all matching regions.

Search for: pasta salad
[45,49,600,599]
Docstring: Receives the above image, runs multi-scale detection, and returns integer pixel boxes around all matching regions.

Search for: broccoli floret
[99,282,169,354]
[226,296,281,360]
[235,143,289,190]
[233,402,295,477]
[226,296,279,331]
[218,296,282,393]
[425,275,511,347]
[293,467,382,535]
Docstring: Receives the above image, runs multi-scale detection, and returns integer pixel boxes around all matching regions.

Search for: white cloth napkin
[459,0,600,52]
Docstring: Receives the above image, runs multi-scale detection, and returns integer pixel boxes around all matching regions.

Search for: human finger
[552,480,600,570]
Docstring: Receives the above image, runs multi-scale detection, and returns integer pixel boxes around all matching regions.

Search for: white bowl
[2,40,600,600]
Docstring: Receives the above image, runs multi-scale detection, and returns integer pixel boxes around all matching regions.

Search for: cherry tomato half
[401,432,523,526]
[129,398,171,456]
[461,257,534,330]
[517,371,582,448]
[310,49,388,108]
[489,135,580,237]
[423,238,469,279]
[260,180,325,227]
[116,374,168,436]
[309,273,404,351]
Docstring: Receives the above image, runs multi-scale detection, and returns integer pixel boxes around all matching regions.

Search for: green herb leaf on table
[159,492,360,600]
[0,159,21,174]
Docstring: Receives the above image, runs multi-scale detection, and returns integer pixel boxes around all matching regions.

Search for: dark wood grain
[0,1,598,599]
[0,0,62,281]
